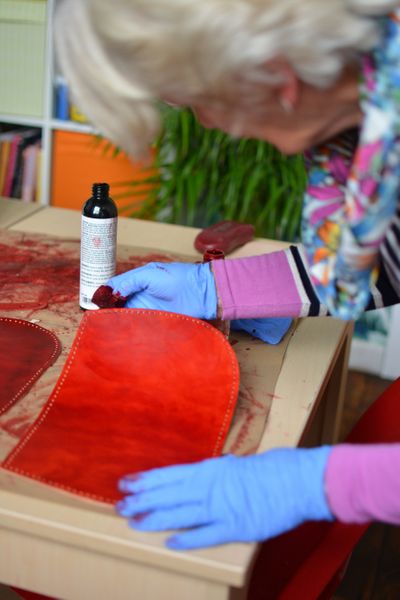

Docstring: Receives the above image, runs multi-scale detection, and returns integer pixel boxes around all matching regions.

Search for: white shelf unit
[0,0,95,206]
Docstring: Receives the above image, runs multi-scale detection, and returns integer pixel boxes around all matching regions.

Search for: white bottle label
[80,215,117,310]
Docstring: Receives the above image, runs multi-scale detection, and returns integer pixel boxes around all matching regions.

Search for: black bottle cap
[92,182,110,200]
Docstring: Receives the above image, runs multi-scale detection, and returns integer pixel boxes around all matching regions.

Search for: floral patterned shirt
[302,10,400,319]
[213,11,400,322]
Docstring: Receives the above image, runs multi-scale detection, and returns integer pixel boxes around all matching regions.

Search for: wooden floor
[332,371,400,600]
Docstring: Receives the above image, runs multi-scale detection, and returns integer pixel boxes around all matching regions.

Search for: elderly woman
[55,0,400,549]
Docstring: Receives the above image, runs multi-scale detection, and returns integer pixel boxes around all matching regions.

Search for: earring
[279,97,294,114]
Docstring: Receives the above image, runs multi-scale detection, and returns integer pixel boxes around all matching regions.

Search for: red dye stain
[0,235,80,311]
[131,511,151,523]
[227,384,273,455]
[0,232,177,313]
[92,285,127,308]
[230,413,256,454]
[203,248,225,262]
[264,392,282,401]
[1,416,33,438]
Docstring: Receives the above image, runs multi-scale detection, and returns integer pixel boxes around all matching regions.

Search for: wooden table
[0,199,353,600]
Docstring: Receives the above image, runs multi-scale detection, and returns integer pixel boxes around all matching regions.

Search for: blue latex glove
[231,317,292,345]
[107,262,218,319]
[116,447,334,550]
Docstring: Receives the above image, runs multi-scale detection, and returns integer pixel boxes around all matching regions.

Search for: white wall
[349,304,400,380]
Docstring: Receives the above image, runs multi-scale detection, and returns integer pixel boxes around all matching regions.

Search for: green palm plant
[117,107,307,241]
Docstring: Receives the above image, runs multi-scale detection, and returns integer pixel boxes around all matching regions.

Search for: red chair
[247,377,400,600]
[8,592,53,600]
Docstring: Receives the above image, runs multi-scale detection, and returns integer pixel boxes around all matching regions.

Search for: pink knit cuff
[212,251,308,319]
[325,444,400,524]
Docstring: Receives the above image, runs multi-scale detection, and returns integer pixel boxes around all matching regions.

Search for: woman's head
[55,0,398,155]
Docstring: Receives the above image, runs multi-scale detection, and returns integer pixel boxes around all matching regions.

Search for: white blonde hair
[55,0,399,156]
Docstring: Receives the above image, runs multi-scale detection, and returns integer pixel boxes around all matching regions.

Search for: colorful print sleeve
[215,11,400,321]
[212,240,399,321]
[301,11,400,320]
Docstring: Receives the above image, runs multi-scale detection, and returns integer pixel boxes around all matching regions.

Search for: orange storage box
[51,130,154,215]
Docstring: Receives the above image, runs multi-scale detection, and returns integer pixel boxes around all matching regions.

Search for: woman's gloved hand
[107,262,218,319]
[116,447,334,550]
[231,317,293,344]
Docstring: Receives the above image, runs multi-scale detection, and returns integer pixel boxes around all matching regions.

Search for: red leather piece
[0,318,61,415]
[194,221,255,255]
[10,588,54,600]
[3,309,239,504]
[92,285,127,308]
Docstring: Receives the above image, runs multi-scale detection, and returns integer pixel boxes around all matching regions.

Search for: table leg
[301,323,353,447]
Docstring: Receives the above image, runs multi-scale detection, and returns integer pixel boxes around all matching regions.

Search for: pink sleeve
[325,444,400,524]
[212,245,328,320]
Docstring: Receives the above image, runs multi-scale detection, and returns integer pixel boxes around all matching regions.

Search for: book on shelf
[0,128,42,201]
[2,134,20,197]
[0,137,11,192]
[11,130,41,198]
[22,143,40,203]
[35,145,42,203]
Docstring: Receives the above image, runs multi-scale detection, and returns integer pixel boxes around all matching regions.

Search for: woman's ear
[266,58,300,112]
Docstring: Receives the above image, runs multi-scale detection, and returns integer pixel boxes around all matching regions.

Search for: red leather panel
[3,309,239,504]
[0,318,61,415]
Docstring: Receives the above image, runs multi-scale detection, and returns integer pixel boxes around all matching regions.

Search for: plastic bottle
[203,249,230,339]
[79,182,118,310]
